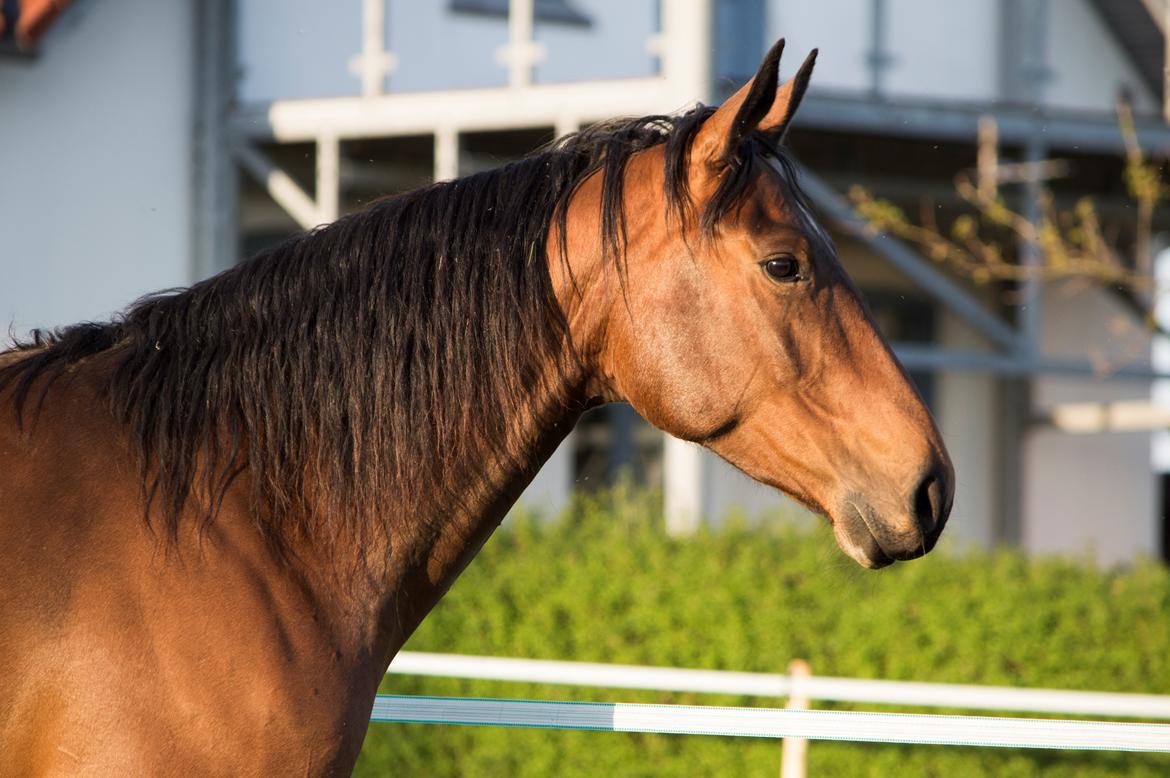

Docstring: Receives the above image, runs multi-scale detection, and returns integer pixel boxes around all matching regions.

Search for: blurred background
[4,0,1170,565]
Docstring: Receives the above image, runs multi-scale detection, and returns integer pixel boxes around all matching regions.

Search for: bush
[355,489,1170,776]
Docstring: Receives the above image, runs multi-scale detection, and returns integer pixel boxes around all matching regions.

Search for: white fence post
[780,660,811,778]
[663,437,702,535]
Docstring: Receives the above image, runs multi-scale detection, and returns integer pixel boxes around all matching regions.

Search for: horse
[0,40,952,775]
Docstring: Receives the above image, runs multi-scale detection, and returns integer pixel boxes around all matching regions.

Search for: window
[713,0,765,85]
[573,404,663,493]
[1161,474,1170,563]
[0,0,23,57]
[0,0,69,57]
[863,290,938,409]
[449,0,592,27]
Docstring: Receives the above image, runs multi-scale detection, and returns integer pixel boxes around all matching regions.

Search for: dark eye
[761,256,801,283]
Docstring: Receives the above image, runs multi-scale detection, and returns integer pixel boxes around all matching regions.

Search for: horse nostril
[912,470,945,541]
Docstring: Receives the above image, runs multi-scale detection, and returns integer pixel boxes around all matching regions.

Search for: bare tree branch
[849,96,1169,336]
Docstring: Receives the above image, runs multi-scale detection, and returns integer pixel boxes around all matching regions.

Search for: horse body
[0,353,356,774]
[0,343,586,774]
[1,42,953,775]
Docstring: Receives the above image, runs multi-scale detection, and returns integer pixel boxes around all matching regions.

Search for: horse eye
[761,256,800,282]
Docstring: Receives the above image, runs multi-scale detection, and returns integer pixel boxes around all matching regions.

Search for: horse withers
[0,40,952,775]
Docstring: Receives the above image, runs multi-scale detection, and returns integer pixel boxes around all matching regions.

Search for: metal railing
[380,651,1170,777]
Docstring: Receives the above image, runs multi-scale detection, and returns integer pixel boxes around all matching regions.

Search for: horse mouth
[832,500,910,570]
[834,520,895,569]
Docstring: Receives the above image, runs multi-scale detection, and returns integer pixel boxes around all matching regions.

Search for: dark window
[1161,474,1170,563]
[573,404,663,492]
[449,0,592,26]
[862,290,938,409]
[0,0,25,58]
[240,230,299,263]
[713,0,765,86]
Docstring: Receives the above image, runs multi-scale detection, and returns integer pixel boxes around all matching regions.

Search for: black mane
[0,105,811,550]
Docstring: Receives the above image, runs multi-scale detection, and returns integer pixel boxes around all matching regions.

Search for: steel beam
[234,143,322,230]
[191,0,238,279]
[893,343,1170,380]
[1018,134,1046,355]
[1016,0,1050,355]
[794,92,1170,155]
[866,0,891,99]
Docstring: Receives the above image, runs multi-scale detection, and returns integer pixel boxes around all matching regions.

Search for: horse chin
[831,508,897,570]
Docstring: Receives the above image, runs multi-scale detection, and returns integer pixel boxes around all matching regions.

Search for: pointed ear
[692,41,818,168]
[765,48,817,143]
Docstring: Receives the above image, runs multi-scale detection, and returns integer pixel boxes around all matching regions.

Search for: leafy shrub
[355,489,1170,776]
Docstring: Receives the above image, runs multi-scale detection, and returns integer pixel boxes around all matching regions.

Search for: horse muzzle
[832,466,953,569]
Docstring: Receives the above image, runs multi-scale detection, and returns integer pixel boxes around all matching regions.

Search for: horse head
[561,40,954,568]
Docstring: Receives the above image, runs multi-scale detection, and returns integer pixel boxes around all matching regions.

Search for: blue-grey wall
[238,0,659,102]
[0,0,194,336]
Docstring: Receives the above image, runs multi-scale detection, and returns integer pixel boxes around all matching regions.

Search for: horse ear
[764,48,817,143]
[693,40,817,168]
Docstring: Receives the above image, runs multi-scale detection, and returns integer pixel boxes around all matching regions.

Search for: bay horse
[0,41,952,775]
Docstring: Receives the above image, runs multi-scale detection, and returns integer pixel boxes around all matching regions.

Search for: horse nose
[912,465,951,549]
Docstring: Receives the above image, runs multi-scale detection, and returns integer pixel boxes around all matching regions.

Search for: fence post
[780,659,811,778]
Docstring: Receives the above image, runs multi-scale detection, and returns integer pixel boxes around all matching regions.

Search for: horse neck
[404,384,578,572]
[324,328,589,671]
[307,202,612,675]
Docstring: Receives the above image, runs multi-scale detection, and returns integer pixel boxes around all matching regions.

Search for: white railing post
[316,133,341,223]
[434,126,460,182]
[780,660,811,778]
[554,115,580,141]
[349,0,398,97]
[496,0,546,88]
[658,0,714,104]
[663,437,702,535]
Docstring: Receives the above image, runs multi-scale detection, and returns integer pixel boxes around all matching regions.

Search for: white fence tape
[371,695,1170,751]
[387,651,1170,719]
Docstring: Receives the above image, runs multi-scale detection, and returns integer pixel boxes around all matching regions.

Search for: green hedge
[355,489,1170,776]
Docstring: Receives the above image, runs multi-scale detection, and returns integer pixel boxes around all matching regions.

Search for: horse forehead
[735,158,801,226]
[756,156,832,252]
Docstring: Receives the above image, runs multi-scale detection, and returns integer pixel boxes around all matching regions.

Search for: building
[3,0,1170,564]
